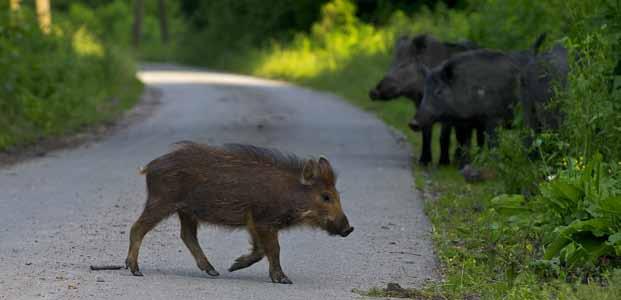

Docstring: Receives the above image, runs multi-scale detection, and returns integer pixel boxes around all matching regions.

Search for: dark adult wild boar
[125,142,354,284]
[369,34,482,165]
[411,50,522,145]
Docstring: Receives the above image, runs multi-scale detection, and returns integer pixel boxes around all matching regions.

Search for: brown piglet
[125,141,354,284]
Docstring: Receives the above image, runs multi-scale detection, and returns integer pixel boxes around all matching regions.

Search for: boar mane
[442,50,510,80]
[222,143,306,174]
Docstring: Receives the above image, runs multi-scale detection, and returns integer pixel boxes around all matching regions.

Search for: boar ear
[440,63,454,84]
[318,156,331,166]
[411,35,427,55]
[301,159,319,185]
[318,156,336,185]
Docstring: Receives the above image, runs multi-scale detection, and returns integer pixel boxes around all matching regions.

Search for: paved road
[0,64,437,299]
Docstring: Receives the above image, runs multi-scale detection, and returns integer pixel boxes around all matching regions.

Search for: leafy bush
[467,0,564,50]
[176,0,329,67]
[253,0,470,80]
[491,155,621,269]
[0,5,141,150]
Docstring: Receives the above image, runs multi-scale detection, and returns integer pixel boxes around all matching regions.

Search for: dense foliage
[0,2,141,150]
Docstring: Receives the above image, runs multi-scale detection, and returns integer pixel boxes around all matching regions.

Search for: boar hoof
[206,269,220,277]
[228,262,249,272]
[270,272,292,284]
[125,259,142,276]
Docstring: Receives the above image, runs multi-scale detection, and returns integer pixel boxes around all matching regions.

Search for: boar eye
[321,194,332,203]
[434,88,443,96]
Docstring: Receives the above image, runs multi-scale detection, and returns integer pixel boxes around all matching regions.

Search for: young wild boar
[369,34,483,166]
[125,142,354,284]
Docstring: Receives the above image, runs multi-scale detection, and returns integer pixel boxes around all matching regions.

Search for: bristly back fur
[158,142,336,184]
[222,143,307,174]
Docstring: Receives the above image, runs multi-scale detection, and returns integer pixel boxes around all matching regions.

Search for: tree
[132,0,144,48]
[158,0,169,43]
[36,0,52,33]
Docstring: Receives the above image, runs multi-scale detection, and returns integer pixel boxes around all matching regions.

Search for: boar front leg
[257,227,292,284]
[419,125,433,165]
[438,123,452,165]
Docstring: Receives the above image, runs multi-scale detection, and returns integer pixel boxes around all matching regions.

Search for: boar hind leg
[126,198,175,276]
[257,227,291,284]
[178,212,219,276]
[229,215,264,272]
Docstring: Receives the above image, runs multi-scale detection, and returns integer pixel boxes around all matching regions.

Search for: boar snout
[326,215,354,237]
[340,226,354,237]
[369,78,400,101]
[409,118,422,131]
[336,216,354,238]
[369,89,381,101]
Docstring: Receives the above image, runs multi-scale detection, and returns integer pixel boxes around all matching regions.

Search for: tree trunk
[132,0,144,48]
[35,0,51,34]
[158,0,169,43]
[10,0,20,11]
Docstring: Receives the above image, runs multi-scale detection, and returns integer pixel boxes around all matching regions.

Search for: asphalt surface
[0,64,437,300]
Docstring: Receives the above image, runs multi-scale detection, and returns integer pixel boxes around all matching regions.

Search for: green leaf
[490,194,529,216]
[607,232,621,245]
[560,219,612,237]
[551,181,582,203]
[555,235,613,267]
[598,196,621,214]
[544,234,572,260]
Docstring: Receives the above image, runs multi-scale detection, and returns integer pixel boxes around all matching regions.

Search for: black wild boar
[125,142,354,284]
[521,43,569,131]
[411,50,522,146]
[369,34,483,166]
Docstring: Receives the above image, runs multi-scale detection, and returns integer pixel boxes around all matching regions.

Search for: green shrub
[466,0,564,50]
[176,0,328,67]
[491,154,621,270]
[0,5,141,150]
